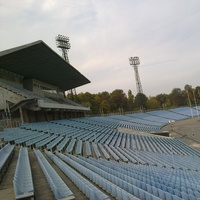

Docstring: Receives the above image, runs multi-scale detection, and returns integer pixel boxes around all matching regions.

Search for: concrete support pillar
[19,107,24,124]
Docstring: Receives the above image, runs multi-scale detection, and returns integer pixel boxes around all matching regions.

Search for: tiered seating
[66,138,76,153]
[13,147,34,199]
[128,112,169,125]
[115,147,137,163]
[3,128,38,143]
[79,156,200,200]
[104,144,120,161]
[98,143,110,160]
[110,115,163,129]
[56,152,139,200]
[0,109,200,199]
[46,136,63,150]
[85,141,91,157]
[110,146,128,162]
[56,136,70,152]
[46,151,110,200]
[35,134,57,148]
[26,134,49,147]
[92,142,101,158]
[148,110,187,120]
[0,143,14,183]
[34,149,74,200]
[76,140,83,155]
[170,107,198,117]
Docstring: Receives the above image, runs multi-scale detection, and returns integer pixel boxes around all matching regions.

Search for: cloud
[0,0,200,97]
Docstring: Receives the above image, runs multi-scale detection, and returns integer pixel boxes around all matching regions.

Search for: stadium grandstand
[0,41,200,200]
[0,40,90,128]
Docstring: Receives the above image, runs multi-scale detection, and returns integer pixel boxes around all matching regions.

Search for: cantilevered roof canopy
[0,40,90,90]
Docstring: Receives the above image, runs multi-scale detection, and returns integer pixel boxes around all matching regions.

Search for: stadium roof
[0,40,90,91]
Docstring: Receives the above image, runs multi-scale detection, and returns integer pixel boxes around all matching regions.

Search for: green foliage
[147,97,160,110]
[100,100,110,113]
[169,88,187,107]
[134,93,148,110]
[127,90,134,111]
[66,84,200,114]
[110,89,128,112]
[155,93,169,108]
[194,86,200,105]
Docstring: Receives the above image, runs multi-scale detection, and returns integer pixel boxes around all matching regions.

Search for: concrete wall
[0,87,25,110]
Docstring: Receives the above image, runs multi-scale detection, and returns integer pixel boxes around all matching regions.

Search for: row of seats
[170,107,199,117]
[46,150,110,200]
[56,136,70,151]
[127,113,170,125]
[34,149,74,200]
[147,110,187,121]
[35,134,57,148]
[98,143,110,159]
[82,156,200,200]
[0,143,14,183]
[92,142,101,158]
[1,122,199,166]
[13,146,34,199]
[56,152,139,200]
[46,135,63,150]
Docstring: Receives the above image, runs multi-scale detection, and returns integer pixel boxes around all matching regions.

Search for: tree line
[67,84,200,114]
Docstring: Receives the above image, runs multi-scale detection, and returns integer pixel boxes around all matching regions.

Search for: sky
[0,0,200,97]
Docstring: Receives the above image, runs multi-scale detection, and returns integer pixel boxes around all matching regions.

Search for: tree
[66,84,200,115]
[184,84,192,91]
[74,92,97,114]
[134,93,148,111]
[169,88,186,107]
[110,89,128,112]
[184,84,194,106]
[127,90,134,111]
[155,93,170,109]
[194,86,200,105]
[99,91,110,102]
[147,97,160,110]
[100,100,110,113]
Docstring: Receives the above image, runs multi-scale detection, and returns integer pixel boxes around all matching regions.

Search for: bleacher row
[1,127,199,159]
[0,106,200,199]
[2,145,199,200]
[0,143,14,183]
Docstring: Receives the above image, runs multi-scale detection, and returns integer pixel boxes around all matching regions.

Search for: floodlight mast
[55,34,71,63]
[56,34,77,97]
[129,56,143,94]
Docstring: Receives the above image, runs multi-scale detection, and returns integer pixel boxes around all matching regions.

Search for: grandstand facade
[0,40,90,127]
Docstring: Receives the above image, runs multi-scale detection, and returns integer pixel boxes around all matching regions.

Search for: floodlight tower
[55,34,77,97]
[129,56,143,94]
[55,34,71,63]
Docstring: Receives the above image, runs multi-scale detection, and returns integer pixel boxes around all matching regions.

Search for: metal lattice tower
[55,34,71,63]
[55,34,77,97]
[129,56,143,94]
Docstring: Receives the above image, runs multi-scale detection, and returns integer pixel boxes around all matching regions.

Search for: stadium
[0,40,200,200]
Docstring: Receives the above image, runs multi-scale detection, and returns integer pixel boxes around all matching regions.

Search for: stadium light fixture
[129,56,143,94]
[55,34,71,63]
